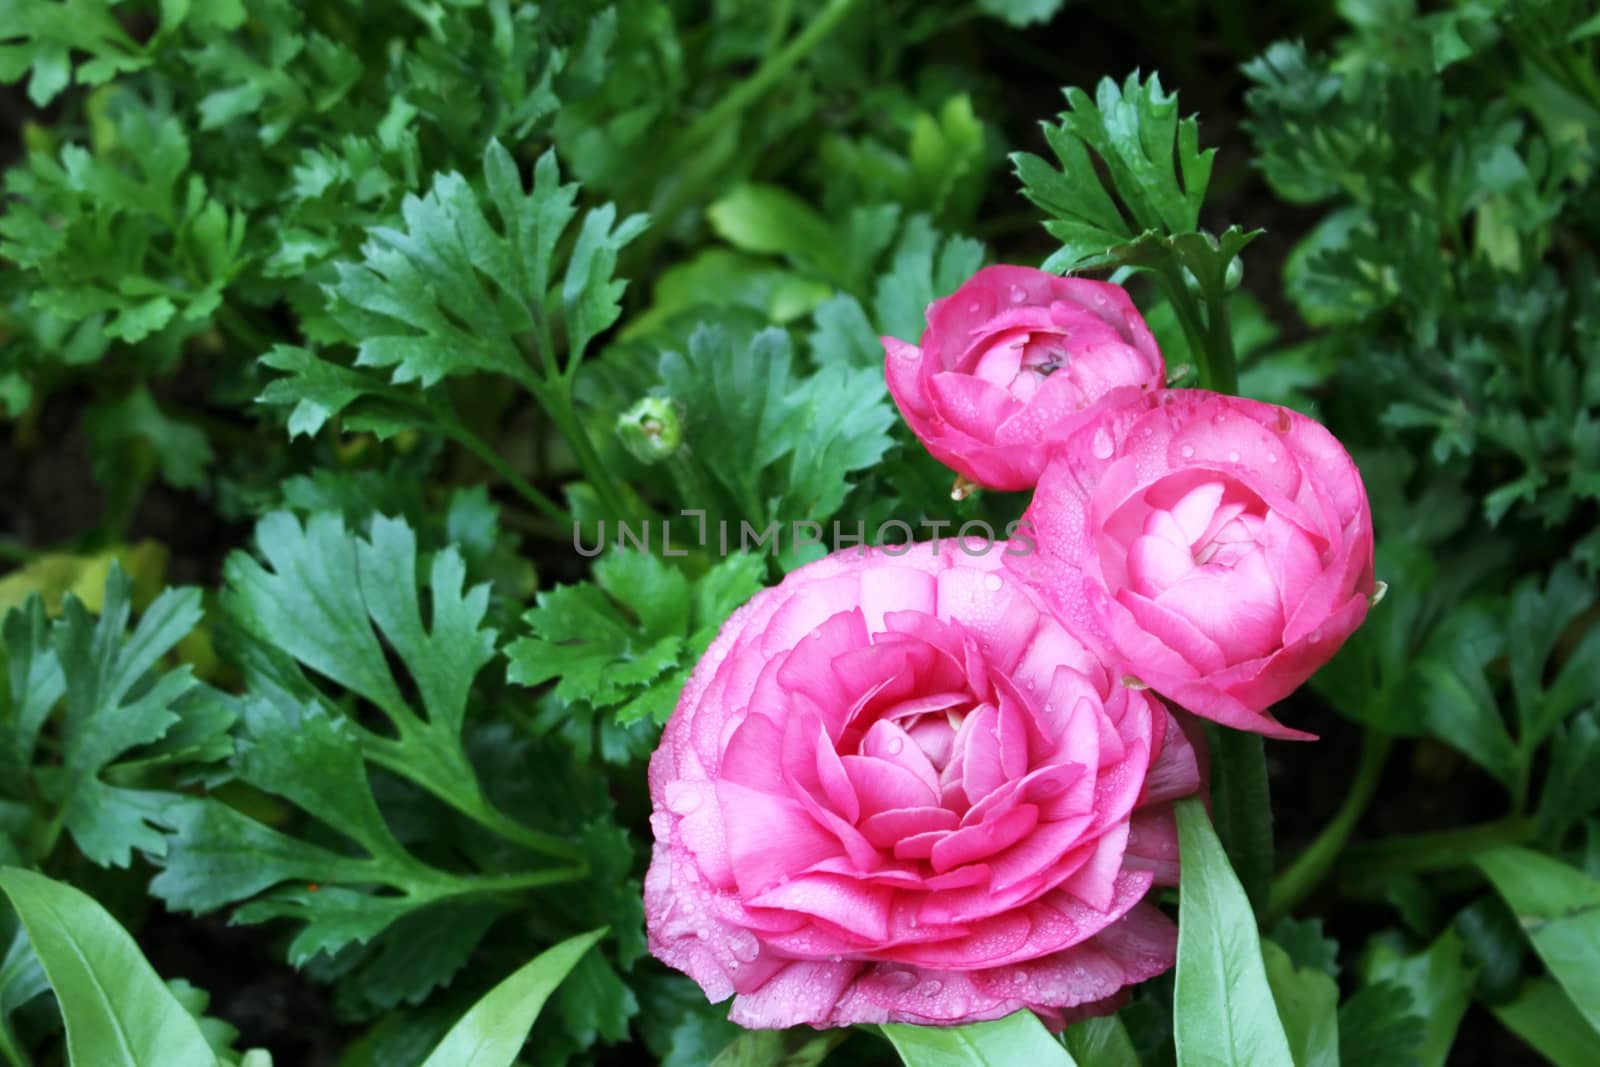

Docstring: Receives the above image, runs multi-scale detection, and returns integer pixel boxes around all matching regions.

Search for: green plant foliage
[0,866,222,1067]
[883,1010,1078,1065]
[2,0,1599,1063]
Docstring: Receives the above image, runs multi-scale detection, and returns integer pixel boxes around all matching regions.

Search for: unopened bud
[617,397,683,464]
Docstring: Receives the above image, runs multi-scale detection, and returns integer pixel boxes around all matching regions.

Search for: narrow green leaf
[1063,1013,1140,1067]
[418,928,606,1067]
[1492,979,1600,1067]
[0,867,218,1067]
[882,1011,1077,1066]
[1478,848,1600,1032]
[1174,795,1296,1067]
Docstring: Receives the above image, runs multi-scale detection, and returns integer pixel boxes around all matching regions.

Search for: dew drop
[883,968,917,989]
[895,343,918,359]
[1227,450,1241,463]
[1310,628,1324,643]
[696,926,710,940]
[667,789,702,815]
[1043,702,1055,714]
[1265,451,1278,463]
[1009,286,1027,304]
[1090,427,1115,460]
[919,979,944,997]
[968,301,982,314]
[731,931,760,962]
[1179,444,1195,459]
[887,735,906,756]
[1212,413,1227,426]
[983,573,1003,592]
[1140,426,1154,438]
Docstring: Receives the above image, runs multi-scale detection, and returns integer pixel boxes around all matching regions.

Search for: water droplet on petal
[1179,444,1195,459]
[983,573,1003,592]
[667,789,702,815]
[887,735,905,756]
[1009,286,1027,304]
[1090,427,1115,460]
[1266,452,1278,463]
[731,931,760,962]
[968,301,982,314]
[919,979,944,997]
[1227,449,1241,463]
[883,968,917,989]
[1310,628,1324,643]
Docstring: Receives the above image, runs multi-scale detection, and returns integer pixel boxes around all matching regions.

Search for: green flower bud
[617,397,683,464]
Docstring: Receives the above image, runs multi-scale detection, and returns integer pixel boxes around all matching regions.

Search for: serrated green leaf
[0,866,219,1067]
[1337,980,1425,1067]
[1359,930,1472,1067]
[1263,941,1340,1067]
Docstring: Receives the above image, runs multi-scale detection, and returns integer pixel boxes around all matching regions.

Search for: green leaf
[873,216,986,344]
[656,318,895,529]
[706,1028,846,1066]
[323,141,644,390]
[0,911,48,1067]
[1358,930,1473,1067]
[1062,1014,1140,1067]
[1173,795,1296,1066]
[1478,847,1600,1032]
[0,96,246,343]
[34,565,207,867]
[508,550,765,734]
[976,0,1067,29]
[417,928,605,1067]
[883,1010,1078,1066]
[1337,980,1426,1067]
[1013,71,1215,271]
[1262,941,1340,1067]
[1491,979,1600,1067]
[707,185,842,281]
[0,866,218,1067]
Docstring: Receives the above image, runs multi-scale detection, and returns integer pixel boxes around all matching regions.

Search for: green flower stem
[672,0,861,161]
[541,376,639,525]
[1202,283,1240,394]
[1265,729,1391,925]
[364,736,587,864]
[1207,724,1274,916]
[1338,815,1537,881]
[436,416,570,525]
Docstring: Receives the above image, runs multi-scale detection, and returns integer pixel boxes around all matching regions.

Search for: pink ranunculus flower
[1009,390,1376,740]
[883,265,1165,491]
[645,542,1202,1029]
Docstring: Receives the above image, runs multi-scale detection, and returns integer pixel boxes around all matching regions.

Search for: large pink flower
[884,265,1165,491]
[1009,390,1375,740]
[645,542,1201,1029]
